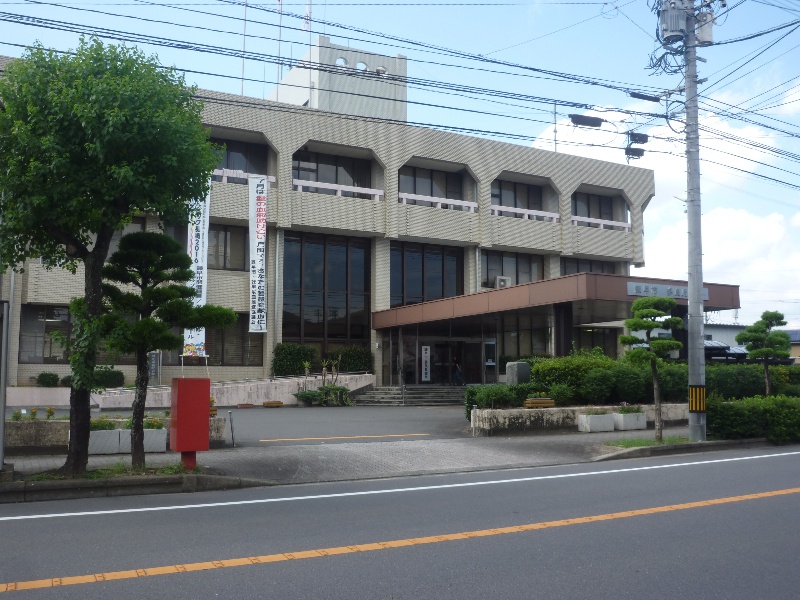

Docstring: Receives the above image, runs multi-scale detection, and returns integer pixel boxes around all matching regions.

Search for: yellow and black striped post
[689,385,706,412]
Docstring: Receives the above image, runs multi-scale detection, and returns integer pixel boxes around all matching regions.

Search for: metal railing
[293,179,384,201]
[212,169,277,185]
[398,192,478,212]
[490,205,560,222]
[570,215,631,231]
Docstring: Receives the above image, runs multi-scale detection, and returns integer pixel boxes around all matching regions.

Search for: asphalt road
[2,446,799,598]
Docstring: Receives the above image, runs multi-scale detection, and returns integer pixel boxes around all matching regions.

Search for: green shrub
[507,383,548,406]
[60,375,72,387]
[464,386,480,419]
[706,363,763,399]
[549,383,576,407]
[89,416,117,431]
[36,372,60,387]
[708,395,800,444]
[294,390,322,406]
[94,368,125,389]
[331,345,373,373]
[610,363,648,404]
[579,368,614,405]
[123,416,164,429]
[526,352,615,392]
[772,365,800,395]
[781,384,800,398]
[656,363,688,402]
[272,343,317,376]
[473,384,516,409]
[318,385,352,406]
[12,410,22,421]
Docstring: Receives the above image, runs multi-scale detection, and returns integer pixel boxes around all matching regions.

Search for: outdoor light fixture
[568,114,604,128]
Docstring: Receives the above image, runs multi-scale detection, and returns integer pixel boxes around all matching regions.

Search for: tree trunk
[651,358,663,443]
[59,388,91,476]
[131,349,150,470]
[764,361,772,396]
[60,231,113,476]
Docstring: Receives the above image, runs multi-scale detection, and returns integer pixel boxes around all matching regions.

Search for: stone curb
[593,438,773,461]
[0,474,269,504]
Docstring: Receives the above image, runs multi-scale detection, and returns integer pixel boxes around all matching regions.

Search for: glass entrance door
[484,339,497,384]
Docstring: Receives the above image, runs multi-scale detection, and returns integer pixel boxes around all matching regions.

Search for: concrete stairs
[354,385,466,406]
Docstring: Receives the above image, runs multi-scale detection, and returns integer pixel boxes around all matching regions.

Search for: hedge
[94,369,125,389]
[708,395,800,444]
[273,343,317,376]
[330,345,373,373]
[36,372,59,387]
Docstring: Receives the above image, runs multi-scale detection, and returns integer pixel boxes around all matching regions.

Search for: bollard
[471,404,478,437]
[228,410,235,447]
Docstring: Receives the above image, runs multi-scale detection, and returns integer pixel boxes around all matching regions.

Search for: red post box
[170,378,211,469]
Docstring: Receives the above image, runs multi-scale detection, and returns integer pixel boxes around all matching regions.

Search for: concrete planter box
[614,413,646,431]
[4,420,70,450]
[119,429,167,453]
[88,430,121,454]
[577,413,615,433]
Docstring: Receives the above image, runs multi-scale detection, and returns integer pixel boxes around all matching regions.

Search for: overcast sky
[2,0,799,327]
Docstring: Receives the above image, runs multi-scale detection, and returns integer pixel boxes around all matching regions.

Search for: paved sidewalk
[6,426,728,486]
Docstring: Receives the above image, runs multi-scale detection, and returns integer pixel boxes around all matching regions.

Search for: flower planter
[88,429,121,454]
[614,413,647,431]
[577,413,615,433]
[119,429,168,453]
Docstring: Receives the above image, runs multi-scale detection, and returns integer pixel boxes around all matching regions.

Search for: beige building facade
[1,61,740,388]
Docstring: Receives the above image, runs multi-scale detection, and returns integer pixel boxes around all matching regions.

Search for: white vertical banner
[249,176,268,333]
[184,188,211,356]
[421,345,431,382]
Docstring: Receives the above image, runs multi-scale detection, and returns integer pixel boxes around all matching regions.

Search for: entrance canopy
[373,273,740,330]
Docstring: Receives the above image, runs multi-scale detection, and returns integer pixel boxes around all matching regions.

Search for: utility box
[170,378,210,453]
[659,1,687,44]
[696,11,714,46]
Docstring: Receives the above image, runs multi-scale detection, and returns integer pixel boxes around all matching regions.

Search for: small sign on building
[421,346,431,382]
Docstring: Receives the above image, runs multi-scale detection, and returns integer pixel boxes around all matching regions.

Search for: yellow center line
[3,486,798,593]
[259,434,431,442]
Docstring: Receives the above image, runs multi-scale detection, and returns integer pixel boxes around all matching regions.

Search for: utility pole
[684,5,706,441]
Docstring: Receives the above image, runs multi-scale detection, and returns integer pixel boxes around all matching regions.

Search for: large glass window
[560,257,616,275]
[491,180,543,217]
[390,242,463,307]
[19,305,136,365]
[282,232,371,353]
[19,305,70,364]
[206,313,263,366]
[292,150,372,198]
[481,250,544,287]
[211,138,268,183]
[398,166,463,206]
[571,192,626,227]
[208,224,248,271]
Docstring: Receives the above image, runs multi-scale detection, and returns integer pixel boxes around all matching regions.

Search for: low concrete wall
[4,420,71,453]
[7,374,375,409]
[5,417,228,454]
[98,373,374,409]
[470,404,689,436]
[6,387,71,408]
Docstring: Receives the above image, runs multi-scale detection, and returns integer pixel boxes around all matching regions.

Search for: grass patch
[605,436,693,448]
[22,462,201,481]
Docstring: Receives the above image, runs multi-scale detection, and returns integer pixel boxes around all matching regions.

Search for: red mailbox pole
[170,378,211,470]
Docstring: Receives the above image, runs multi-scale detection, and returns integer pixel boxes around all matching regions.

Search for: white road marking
[2,451,798,522]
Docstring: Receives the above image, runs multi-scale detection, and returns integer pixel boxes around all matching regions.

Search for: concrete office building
[0,47,740,390]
